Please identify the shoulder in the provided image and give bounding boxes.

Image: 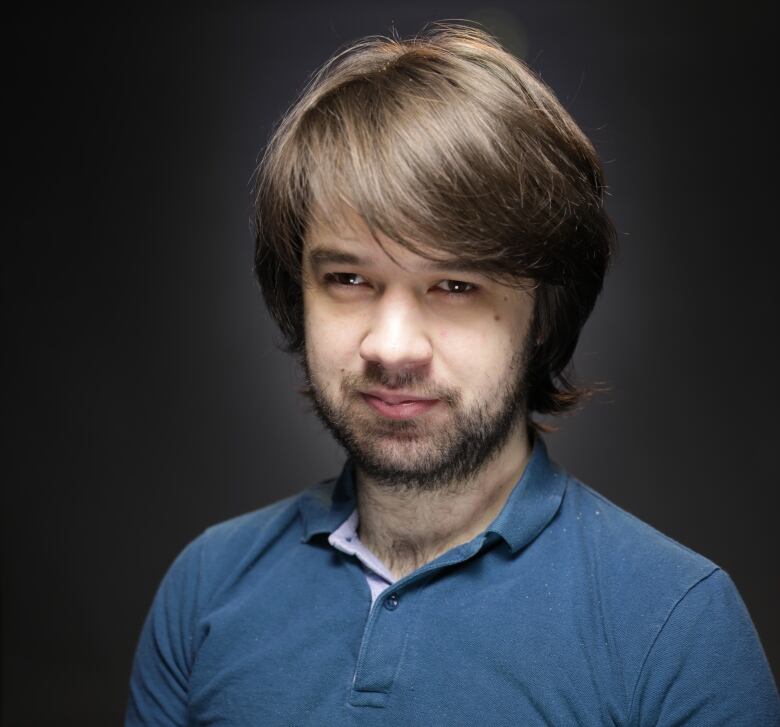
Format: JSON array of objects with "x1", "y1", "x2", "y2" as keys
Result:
[
  {"x1": 199, "y1": 491, "x2": 304, "y2": 557},
  {"x1": 169, "y1": 476, "x2": 339, "y2": 607},
  {"x1": 545, "y1": 475, "x2": 720, "y2": 669},
  {"x1": 547, "y1": 476, "x2": 780, "y2": 720},
  {"x1": 558, "y1": 475, "x2": 719, "y2": 592}
]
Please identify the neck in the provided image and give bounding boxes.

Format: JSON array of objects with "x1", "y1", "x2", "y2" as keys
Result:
[{"x1": 355, "y1": 422, "x2": 532, "y2": 580}]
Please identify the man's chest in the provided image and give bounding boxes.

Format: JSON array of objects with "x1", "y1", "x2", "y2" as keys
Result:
[{"x1": 185, "y1": 545, "x2": 627, "y2": 726}]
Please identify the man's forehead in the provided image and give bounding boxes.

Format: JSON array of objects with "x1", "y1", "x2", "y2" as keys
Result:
[
  {"x1": 304, "y1": 213, "x2": 471, "y2": 272},
  {"x1": 305, "y1": 243, "x2": 479, "y2": 275},
  {"x1": 302, "y1": 207, "x2": 533, "y2": 288}
]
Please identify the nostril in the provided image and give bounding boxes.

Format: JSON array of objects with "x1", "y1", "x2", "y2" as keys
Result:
[{"x1": 358, "y1": 329, "x2": 434, "y2": 370}]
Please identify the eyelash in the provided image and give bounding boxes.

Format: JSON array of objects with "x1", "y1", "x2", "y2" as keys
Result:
[
  {"x1": 323, "y1": 273, "x2": 478, "y2": 297},
  {"x1": 436, "y1": 280, "x2": 477, "y2": 296}
]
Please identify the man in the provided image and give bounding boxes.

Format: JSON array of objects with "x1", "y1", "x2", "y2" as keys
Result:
[{"x1": 127, "y1": 24, "x2": 779, "y2": 725}]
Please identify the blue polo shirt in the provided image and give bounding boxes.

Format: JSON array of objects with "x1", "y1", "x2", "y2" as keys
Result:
[{"x1": 126, "y1": 438, "x2": 779, "y2": 725}]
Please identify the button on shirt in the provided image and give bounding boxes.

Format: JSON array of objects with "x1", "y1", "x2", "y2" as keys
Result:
[{"x1": 127, "y1": 438, "x2": 780, "y2": 726}]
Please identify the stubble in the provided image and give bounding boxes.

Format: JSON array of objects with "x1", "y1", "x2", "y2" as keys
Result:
[{"x1": 302, "y1": 350, "x2": 529, "y2": 492}]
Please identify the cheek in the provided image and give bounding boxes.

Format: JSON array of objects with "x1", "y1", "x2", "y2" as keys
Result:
[
  {"x1": 437, "y1": 327, "x2": 506, "y2": 377},
  {"x1": 304, "y1": 305, "x2": 360, "y2": 370},
  {"x1": 434, "y1": 311, "x2": 525, "y2": 389}
]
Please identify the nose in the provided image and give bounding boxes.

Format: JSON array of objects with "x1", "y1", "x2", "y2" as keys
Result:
[{"x1": 359, "y1": 291, "x2": 433, "y2": 373}]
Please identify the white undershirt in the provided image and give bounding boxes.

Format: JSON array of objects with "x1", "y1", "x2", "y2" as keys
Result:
[{"x1": 328, "y1": 509, "x2": 397, "y2": 604}]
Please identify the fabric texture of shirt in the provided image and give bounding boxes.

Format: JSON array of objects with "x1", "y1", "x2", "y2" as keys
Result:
[{"x1": 127, "y1": 437, "x2": 780, "y2": 726}]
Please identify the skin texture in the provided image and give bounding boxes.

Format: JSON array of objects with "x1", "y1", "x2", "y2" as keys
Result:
[{"x1": 302, "y1": 210, "x2": 536, "y2": 578}]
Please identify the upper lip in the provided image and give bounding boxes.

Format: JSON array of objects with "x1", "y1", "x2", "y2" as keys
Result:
[{"x1": 361, "y1": 389, "x2": 439, "y2": 404}]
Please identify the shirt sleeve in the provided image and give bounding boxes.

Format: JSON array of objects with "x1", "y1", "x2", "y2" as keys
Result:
[
  {"x1": 125, "y1": 536, "x2": 205, "y2": 727},
  {"x1": 629, "y1": 568, "x2": 780, "y2": 726}
]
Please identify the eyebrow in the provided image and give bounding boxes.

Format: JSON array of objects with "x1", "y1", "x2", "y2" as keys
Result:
[
  {"x1": 305, "y1": 245, "x2": 477, "y2": 273},
  {"x1": 307, "y1": 248, "x2": 365, "y2": 268}
]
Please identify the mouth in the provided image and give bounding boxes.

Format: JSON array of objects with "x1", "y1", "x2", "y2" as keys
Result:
[{"x1": 360, "y1": 390, "x2": 441, "y2": 420}]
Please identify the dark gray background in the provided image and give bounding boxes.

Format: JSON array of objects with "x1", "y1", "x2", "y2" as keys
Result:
[{"x1": 4, "y1": 3, "x2": 778, "y2": 725}]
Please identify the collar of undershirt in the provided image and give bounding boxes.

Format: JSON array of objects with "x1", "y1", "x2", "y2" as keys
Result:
[{"x1": 327, "y1": 508, "x2": 396, "y2": 584}]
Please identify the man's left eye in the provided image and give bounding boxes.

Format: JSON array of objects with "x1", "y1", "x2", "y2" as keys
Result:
[
  {"x1": 435, "y1": 280, "x2": 476, "y2": 295},
  {"x1": 326, "y1": 272, "x2": 367, "y2": 286}
]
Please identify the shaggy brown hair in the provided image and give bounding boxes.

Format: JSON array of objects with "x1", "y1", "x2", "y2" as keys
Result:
[{"x1": 253, "y1": 23, "x2": 615, "y2": 418}]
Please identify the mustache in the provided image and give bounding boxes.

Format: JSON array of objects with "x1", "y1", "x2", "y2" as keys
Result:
[
  {"x1": 343, "y1": 364, "x2": 460, "y2": 405},
  {"x1": 299, "y1": 354, "x2": 460, "y2": 405}
]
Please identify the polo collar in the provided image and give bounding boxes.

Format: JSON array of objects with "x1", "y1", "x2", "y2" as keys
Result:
[
  {"x1": 298, "y1": 463, "x2": 358, "y2": 543},
  {"x1": 298, "y1": 435, "x2": 566, "y2": 553},
  {"x1": 484, "y1": 435, "x2": 567, "y2": 552}
]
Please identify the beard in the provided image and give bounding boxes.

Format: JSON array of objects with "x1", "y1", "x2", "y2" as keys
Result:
[{"x1": 302, "y1": 349, "x2": 529, "y2": 492}]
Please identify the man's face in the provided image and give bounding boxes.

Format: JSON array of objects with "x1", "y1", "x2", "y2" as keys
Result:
[{"x1": 301, "y1": 211, "x2": 535, "y2": 490}]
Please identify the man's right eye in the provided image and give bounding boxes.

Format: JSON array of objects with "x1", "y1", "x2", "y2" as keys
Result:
[{"x1": 324, "y1": 272, "x2": 367, "y2": 287}]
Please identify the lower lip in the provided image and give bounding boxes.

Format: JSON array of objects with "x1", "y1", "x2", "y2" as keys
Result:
[{"x1": 361, "y1": 394, "x2": 440, "y2": 420}]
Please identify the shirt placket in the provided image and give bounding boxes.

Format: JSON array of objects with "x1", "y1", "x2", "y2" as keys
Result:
[{"x1": 347, "y1": 538, "x2": 488, "y2": 709}]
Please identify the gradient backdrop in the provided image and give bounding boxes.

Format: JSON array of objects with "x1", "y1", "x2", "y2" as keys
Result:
[{"x1": 4, "y1": 3, "x2": 778, "y2": 725}]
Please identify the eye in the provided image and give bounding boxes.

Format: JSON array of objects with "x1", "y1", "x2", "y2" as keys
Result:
[
  {"x1": 324, "y1": 272, "x2": 368, "y2": 287},
  {"x1": 434, "y1": 279, "x2": 477, "y2": 295}
]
